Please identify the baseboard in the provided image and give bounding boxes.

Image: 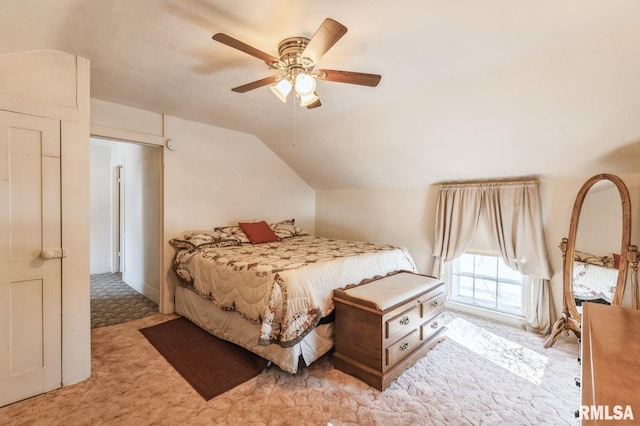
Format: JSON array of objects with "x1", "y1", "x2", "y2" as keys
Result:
[
  {"x1": 445, "y1": 300, "x2": 526, "y2": 328},
  {"x1": 121, "y1": 278, "x2": 159, "y2": 305},
  {"x1": 142, "y1": 282, "x2": 159, "y2": 305}
]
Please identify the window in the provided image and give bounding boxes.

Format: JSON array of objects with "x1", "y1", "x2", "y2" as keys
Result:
[{"x1": 449, "y1": 253, "x2": 525, "y2": 316}]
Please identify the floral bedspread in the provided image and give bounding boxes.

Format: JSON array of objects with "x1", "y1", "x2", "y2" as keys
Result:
[{"x1": 172, "y1": 235, "x2": 417, "y2": 347}]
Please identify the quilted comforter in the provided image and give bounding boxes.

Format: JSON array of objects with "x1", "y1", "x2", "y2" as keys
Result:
[
  {"x1": 172, "y1": 235, "x2": 417, "y2": 347},
  {"x1": 572, "y1": 260, "x2": 618, "y2": 303}
]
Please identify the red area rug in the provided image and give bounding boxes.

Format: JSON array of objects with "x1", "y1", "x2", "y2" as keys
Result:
[{"x1": 140, "y1": 317, "x2": 268, "y2": 400}]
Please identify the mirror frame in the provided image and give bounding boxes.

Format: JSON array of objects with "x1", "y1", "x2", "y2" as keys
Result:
[{"x1": 564, "y1": 173, "x2": 631, "y2": 321}]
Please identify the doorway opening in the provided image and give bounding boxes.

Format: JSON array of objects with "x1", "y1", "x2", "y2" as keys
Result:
[{"x1": 89, "y1": 137, "x2": 161, "y2": 328}]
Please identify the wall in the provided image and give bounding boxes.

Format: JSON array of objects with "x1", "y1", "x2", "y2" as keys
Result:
[
  {"x1": 90, "y1": 99, "x2": 316, "y2": 314},
  {"x1": 111, "y1": 141, "x2": 162, "y2": 303},
  {"x1": 315, "y1": 187, "x2": 436, "y2": 273},
  {"x1": 89, "y1": 142, "x2": 112, "y2": 274},
  {"x1": 316, "y1": 173, "x2": 640, "y2": 321}
]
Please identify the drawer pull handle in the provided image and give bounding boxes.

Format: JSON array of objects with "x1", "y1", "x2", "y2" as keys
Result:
[
  {"x1": 431, "y1": 300, "x2": 439, "y2": 308},
  {"x1": 430, "y1": 321, "x2": 439, "y2": 329},
  {"x1": 400, "y1": 341, "x2": 410, "y2": 352},
  {"x1": 399, "y1": 316, "x2": 410, "y2": 326}
]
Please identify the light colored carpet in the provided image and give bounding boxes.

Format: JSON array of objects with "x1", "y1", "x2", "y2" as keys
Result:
[{"x1": 0, "y1": 311, "x2": 580, "y2": 425}]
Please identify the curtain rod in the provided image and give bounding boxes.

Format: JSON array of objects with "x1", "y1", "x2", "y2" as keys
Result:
[{"x1": 438, "y1": 179, "x2": 539, "y2": 189}]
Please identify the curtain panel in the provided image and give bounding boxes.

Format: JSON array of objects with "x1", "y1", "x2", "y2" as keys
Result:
[{"x1": 432, "y1": 180, "x2": 554, "y2": 334}]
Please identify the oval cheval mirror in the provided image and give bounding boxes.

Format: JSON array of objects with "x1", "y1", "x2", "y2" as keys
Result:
[{"x1": 545, "y1": 174, "x2": 634, "y2": 348}]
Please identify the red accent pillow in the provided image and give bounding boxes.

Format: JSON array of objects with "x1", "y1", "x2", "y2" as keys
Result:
[
  {"x1": 613, "y1": 253, "x2": 621, "y2": 269},
  {"x1": 239, "y1": 221, "x2": 280, "y2": 244}
]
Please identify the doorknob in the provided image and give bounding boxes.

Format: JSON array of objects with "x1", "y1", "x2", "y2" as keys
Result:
[{"x1": 40, "y1": 249, "x2": 68, "y2": 259}]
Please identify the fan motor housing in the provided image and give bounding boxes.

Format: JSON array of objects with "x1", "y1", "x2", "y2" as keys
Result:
[{"x1": 277, "y1": 37, "x2": 312, "y2": 72}]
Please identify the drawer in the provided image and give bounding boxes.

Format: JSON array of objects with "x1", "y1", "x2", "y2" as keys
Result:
[
  {"x1": 386, "y1": 329, "x2": 421, "y2": 367},
  {"x1": 385, "y1": 305, "x2": 421, "y2": 340},
  {"x1": 421, "y1": 292, "x2": 446, "y2": 318},
  {"x1": 420, "y1": 312, "x2": 445, "y2": 341}
]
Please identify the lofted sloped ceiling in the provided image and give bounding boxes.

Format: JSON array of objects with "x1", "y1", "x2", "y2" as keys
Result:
[{"x1": 2, "y1": 1, "x2": 640, "y2": 190}]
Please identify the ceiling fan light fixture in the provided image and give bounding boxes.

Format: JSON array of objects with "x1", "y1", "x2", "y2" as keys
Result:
[
  {"x1": 270, "y1": 78, "x2": 292, "y2": 102},
  {"x1": 214, "y1": 19, "x2": 381, "y2": 110},
  {"x1": 294, "y1": 73, "x2": 316, "y2": 96},
  {"x1": 299, "y1": 91, "x2": 319, "y2": 107}
]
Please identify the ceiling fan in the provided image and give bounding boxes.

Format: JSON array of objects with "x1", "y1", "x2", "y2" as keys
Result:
[{"x1": 212, "y1": 18, "x2": 381, "y2": 109}]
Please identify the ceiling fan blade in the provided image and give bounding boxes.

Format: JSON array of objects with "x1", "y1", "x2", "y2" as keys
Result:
[
  {"x1": 316, "y1": 69, "x2": 382, "y2": 87},
  {"x1": 213, "y1": 33, "x2": 282, "y2": 68},
  {"x1": 301, "y1": 18, "x2": 348, "y2": 66},
  {"x1": 231, "y1": 76, "x2": 279, "y2": 93}
]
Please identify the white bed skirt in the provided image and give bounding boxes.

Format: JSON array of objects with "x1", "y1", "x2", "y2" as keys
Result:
[{"x1": 174, "y1": 285, "x2": 334, "y2": 374}]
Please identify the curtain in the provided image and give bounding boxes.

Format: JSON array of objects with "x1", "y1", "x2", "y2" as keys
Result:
[
  {"x1": 482, "y1": 182, "x2": 553, "y2": 334},
  {"x1": 432, "y1": 180, "x2": 554, "y2": 334},
  {"x1": 432, "y1": 185, "x2": 483, "y2": 277}
]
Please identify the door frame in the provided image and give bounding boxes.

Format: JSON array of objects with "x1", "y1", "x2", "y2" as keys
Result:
[
  {"x1": 89, "y1": 128, "x2": 165, "y2": 312},
  {"x1": 113, "y1": 164, "x2": 124, "y2": 275}
]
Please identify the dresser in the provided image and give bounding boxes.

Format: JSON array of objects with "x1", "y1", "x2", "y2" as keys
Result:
[
  {"x1": 580, "y1": 303, "x2": 640, "y2": 424},
  {"x1": 333, "y1": 272, "x2": 446, "y2": 390}
]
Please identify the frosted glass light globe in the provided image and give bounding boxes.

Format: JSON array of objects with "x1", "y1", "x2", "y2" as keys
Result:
[
  {"x1": 270, "y1": 78, "x2": 292, "y2": 102},
  {"x1": 295, "y1": 73, "x2": 316, "y2": 96}
]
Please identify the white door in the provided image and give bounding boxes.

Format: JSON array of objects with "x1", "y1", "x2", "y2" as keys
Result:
[{"x1": 0, "y1": 110, "x2": 62, "y2": 406}]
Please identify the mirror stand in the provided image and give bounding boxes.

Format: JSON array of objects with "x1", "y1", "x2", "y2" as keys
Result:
[
  {"x1": 544, "y1": 238, "x2": 581, "y2": 348},
  {"x1": 628, "y1": 245, "x2": 639, "y2": 310},
  {"x1": 545, "y1": 242, "x2": 640, "y2": 349},
  {"x1": 545, "y1": 174, "x2": 633, "y2": 349}
]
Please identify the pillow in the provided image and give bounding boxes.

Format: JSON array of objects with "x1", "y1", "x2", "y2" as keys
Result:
[
  {"x1": 239, "y1": 221, "x2": 280, "y2": 244},
  {"x1": 215, "y1": 239, "x2": 243, "y2": 248},
  {"x1": 294, "y1": 226, "x2": 309, "y2": 237},
  {"x1": 169, "y1": 231, "x2": 241, "y2": 251},
  {"x1": 574, "y1": 250, "x2": 611, "y2": 267},
  {"x1": 168, "y1": 232, "x2": 219, "y2": 251},
  {"x1": 612, "y1": 253, "x2": 621, "y2": 269},
  {"x1": 270, "y1": 219, "x2": 297, "y2": 240},
  {"x1": 184, "y1": 231, "x2": 221, "y2": 247},
  {"x1": 213, "y1": 225, "x2": 251, "y2": 244},
  {"x1": 169, "y1": 239, "x2": 195, "y2": 251}
]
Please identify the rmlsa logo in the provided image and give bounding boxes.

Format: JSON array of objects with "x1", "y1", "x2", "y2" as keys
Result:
[{"x1": 579, "y1": 405, "x2": 634, "y2": 421}]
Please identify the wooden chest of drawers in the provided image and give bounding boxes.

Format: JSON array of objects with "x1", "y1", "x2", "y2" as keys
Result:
[
  {"x1": 580, "y1": 303, "x2": 640, "y2": 425},
  {"x1": 333, "y1": 271, "x2": 446, "y2": 391}
]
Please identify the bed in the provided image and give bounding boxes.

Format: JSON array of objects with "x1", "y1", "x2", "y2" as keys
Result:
[
  {"x1": 169, "y1": 219, "x2": 417, "y2": 373},
  {"x1": 572, "y1": 250, "x2": 619, "y2": 305}
]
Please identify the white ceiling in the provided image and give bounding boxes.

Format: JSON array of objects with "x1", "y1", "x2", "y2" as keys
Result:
[{"x1": 2, "y1": 0, "x2": 640, "y2": 190}]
